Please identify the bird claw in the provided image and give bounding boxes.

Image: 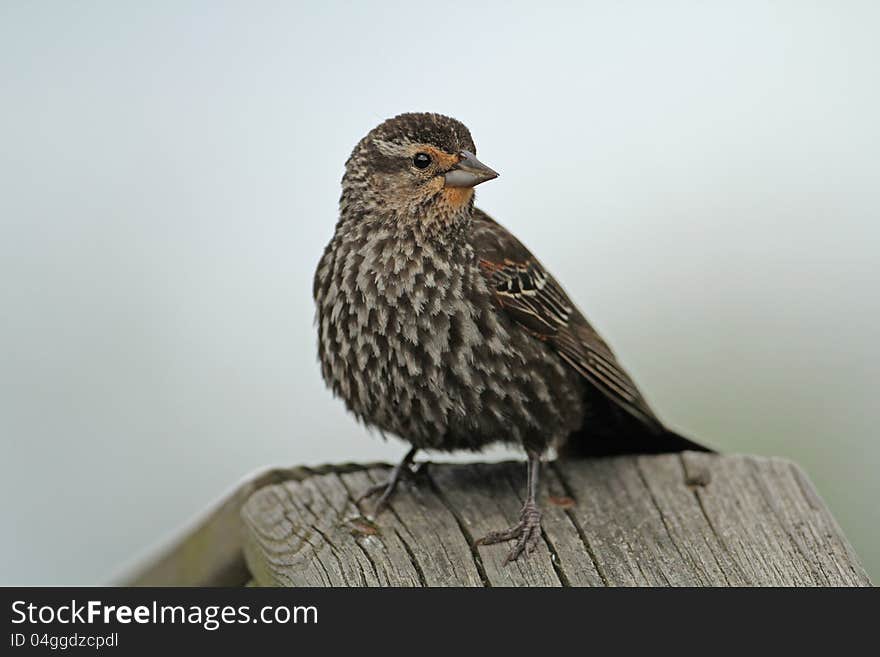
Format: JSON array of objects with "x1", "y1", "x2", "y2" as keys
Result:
[
  {"x1": 476, "y1": 502, "x2": 543, "y2": 565},
  {"x1": 356, "y1": 458, "x2": 422, "y2": 517},
  {"x1": 356, "y1": 480, "x2": 391, "y2": 503},
  {"x1": 356, "y1": 478, "x2": 400, "y2": 518}
]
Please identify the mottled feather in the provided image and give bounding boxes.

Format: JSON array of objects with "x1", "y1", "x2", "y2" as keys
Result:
[{"x1": 470, "y1": 209, "x2": 663, "y2": 431}]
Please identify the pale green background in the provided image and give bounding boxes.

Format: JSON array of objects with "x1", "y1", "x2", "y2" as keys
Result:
[{"x1": 2, "y1": 1, "x2": 878, "y2": 584}]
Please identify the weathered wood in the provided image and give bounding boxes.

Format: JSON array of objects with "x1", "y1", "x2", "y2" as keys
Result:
[
  {"x1": 126, "y1": 453, "x2": 871, "y2": 587},
  {"x1": 123, "y1": 464, "x2": 373, "y2": 586},
  {"x1": 241, "y1": 454, "x2": 870, "y2": 587}
]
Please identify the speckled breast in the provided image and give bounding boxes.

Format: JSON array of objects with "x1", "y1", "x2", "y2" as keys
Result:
[{"x1": 314, "y1": 220, "x2": 585, "y2": 453}]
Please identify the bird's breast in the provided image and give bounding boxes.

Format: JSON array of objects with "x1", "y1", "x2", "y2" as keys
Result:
[{"x1": 314, "y1": 221, "x2": 584, "y2": 449}]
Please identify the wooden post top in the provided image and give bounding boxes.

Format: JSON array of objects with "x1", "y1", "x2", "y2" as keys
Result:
[{"x1": 125, "y1": 452, "x2": 871, "y2": 587}]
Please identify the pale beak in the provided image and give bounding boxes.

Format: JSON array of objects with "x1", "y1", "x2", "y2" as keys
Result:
[{"x1": 444, "y1": 150, "x2": 499, "y2": 188}]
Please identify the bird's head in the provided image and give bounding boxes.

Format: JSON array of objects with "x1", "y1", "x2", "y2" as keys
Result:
[{"x1": 342, "y1": 113, "x2": 498, "y2": 225}]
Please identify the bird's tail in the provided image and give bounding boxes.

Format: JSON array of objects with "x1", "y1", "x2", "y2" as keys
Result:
[
  {"x1": 558, "y1": 393, "x2": 715, "y2": 458},
  {"x1": 559, "y1": 425, "x2": 714, "y2": 458},
  {"x1": 657, "y1": 429, "x2": 714, "y2": 453}
]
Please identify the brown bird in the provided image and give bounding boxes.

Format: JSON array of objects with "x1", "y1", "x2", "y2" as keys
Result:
[{"x1": 314, "y1": 112, "x2": 711, "y2": 563}]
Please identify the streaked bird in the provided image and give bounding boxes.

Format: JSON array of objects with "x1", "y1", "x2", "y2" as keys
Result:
[{"x1": 314, "y1": 112, "x2": 712, "y2": 563}]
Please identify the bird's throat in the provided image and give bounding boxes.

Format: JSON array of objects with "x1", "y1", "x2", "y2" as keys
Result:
[
  {"x1": 417, "y1": 186, "x2": 474, "y2": 232},
  {"x1": 440, "y1": 186, "x2": 474, "y2": 210}
]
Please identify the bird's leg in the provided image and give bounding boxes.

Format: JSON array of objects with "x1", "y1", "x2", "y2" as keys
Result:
[
  {"x1": 476, "y1": 451, "x2": 543, "y2": 564},
  {"x1": 356, "y1": 446, "x2": 418, "y2": 517}
]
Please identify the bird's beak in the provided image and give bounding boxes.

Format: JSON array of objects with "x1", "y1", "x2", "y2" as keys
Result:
[{"x1": 444, "y1": 150, "x2": 499, "y2": 188}]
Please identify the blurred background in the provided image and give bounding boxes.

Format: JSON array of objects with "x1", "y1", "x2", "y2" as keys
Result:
[{"x1": 2, "y1": 1, "x2": 878, "y2": 585}]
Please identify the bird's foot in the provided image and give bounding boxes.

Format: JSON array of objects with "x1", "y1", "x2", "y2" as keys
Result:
[
  {"x1": 476, "y1": 501, "x2": 543, "y2": 565},
  {"x1": 356, "y1": 461, "x2": 420, "y2": 517}
]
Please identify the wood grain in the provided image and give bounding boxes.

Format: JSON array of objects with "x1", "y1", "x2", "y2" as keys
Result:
[{"x1": 237, "y1": 453, "x2": 870, "y2": 587}]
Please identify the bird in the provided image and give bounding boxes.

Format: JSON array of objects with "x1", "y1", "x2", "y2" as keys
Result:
[{"x1": 313, "y1": 112, "x2": 712, "y2": 564}]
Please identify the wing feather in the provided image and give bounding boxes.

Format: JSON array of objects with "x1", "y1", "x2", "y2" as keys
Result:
[{"x1": 471, "y1": 209, "x2": 662, "y2": 430}]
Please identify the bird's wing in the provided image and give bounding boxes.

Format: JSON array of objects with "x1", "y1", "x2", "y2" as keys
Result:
[{"x1": 470, "y1": 209, "x2": 662, "y2": 430}]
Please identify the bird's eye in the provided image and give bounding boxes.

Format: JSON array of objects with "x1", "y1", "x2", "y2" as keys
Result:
[{"x1": 413, "y1": 152, "x2": 432, "y2": 169}]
